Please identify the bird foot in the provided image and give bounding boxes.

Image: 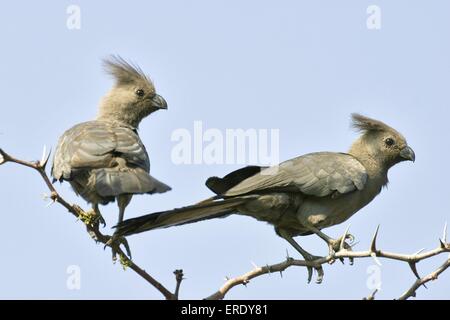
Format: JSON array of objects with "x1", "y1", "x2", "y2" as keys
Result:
[
  {"x1": 302, "y1": 252, "x2": 324, "y2": 284},
  {"x1": 327, "y1": 233, "x2": 355, "y2": 264},
  {"x1": 79, "y1": 209, "x2": 106, "y2": 228},
  {"x1": 105, "y1": 234, "x2": 132, "y2": 264}
]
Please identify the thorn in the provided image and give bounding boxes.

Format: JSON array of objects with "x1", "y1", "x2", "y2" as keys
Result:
[
  {"x1": 42, "y1": 192, "x2": 56, "y2": 207},
  {"x1": 364, "y1": 288, "x2": 378, "y2": 300},
  {"x1": 408, "y1": 261, "x2": 421, "y2": 279},
  {"x1": 350, "y1": 240, "x2": 360, "y2": 249},
  {"x1": 370, "y1": 252, "x2": 382, "y2": 266},
  {"x1": 441, "y1": 222, "x2": 448, "y2": 244},
  {"x1": 251, "y1": 261, "x2": 258, "y2": 269},
  {"x1": 266, "y1": 264, "x2": 272, "y2": 275},
  {"x1": 413, "y1": 248, "x2": 425, "y2": 255},
  {"x1": 370, "y1": 225, "x2": 380, "y2": 253},
  {"x1": 340, "y1": 224, "x2": 351, "y2": 250},
  {"x1": 0, "y1": 148, "x2": 8, "y2": 164},
  {"x1": 224, "y1": 276, "x2": 230, "y2": 281},
  {"x1": 439, "y1": 238, "x2": 446, "y2": 249},
  {"x1": 40, "y1": 145, "x2": 47, "y2": 165},
  {"x1": 285, "y1": 249, "x2": 291, "y2": 260},
  {"x1": 45, "y1": 199, "x2": 55, "y2": 207},
  {"x1": 279, "y1": 271, "x2": 283, "y2": 278},
  {"x1": 39, "y1": 145, "x2": 52, "y2": 168}
]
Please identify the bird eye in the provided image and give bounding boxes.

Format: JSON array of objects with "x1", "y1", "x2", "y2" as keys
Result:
[
  {"x1": 135, "y1": 89, "x2": 145, "y2": 97},
  {"x1": 385, "y1": 138, "x2": 395, "y2": 146}
]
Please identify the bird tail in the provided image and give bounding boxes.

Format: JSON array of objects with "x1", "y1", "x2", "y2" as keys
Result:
[
  {"x1": 95, "y1": 168, "x2": 171, "y2": 197},
  {"x1": 114, "y1": 196, "x2": 253, "y2": 237}
]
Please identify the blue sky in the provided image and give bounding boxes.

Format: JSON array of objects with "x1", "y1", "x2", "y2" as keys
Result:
[{"x1": 0, "y1": 0, "x2": 449, "y2": 299}]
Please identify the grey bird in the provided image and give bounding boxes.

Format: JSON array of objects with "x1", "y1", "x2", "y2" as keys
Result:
[
  {"x1": 51, "y1": 56, "x2": 171, "y2": 231},
  {"x1": 115, "y1": 114, "x2": 415, "y2": 282}
]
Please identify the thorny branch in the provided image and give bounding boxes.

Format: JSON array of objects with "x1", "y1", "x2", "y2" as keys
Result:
[
  {"x1": 205, "y1": 225, "x2": 450, "y2": 300},
  {"x1": 1, "y1": 147, "x2": 449, "y2": 300},
  {"x1": 0, "y1": 147, "x2": 182, "y2": 300}
]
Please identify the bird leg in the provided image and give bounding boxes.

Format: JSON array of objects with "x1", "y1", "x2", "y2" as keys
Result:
[
  {"x1": 92, "y1": 204, "x2": 106, "y2": 227},
  {"x1": 106, "y1": 195, "x2": 133, "y2": 261},
  {"x1": 305, "y1": 224, "x2": 354, "y2": 256},
  {"x1": 277, "y1": 229, "x2": 324, "y2": 284}
]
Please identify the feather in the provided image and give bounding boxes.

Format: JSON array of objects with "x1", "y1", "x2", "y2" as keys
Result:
[
  {"x1": 103, "y1": 55, "x2": 152, "y2": 86},
  {"x1": 351, "y1": 113, "x2": 395, "y2": 133}
]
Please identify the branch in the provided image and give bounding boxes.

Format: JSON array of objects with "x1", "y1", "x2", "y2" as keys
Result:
[
  {"x1": 0, "y1": 148, "x2": 179, "y2": 300},
  {"x1": 205, "y1": 225, "x2": 450, "y2": 300},
  {"x1": 398, "y1": 254, "x2": 450, "y2": 300}
]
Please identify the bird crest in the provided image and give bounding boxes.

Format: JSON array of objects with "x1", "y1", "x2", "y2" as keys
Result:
[
  {"x1": 351, "y1": 113, "x2": 396, "y2": 133},
  {"x1": 103, "y1": 55, "x2": 152, "y2": 86}
]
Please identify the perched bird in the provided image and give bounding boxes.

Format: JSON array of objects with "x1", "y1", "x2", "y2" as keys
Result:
[
  {"x1": 115, "y1": 114, "x2": 414, "y2": 281},
  {"x1": 51, "y1": 56, "x2": 171, "y2": 231}
]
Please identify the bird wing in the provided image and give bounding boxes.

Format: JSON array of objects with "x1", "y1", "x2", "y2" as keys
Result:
[
  {"x1": 51, "y1": 121, "x2": 150, "y2": 180},
  {"x1": 223, "y1": 152, "x2": 368, "y2": 198}
]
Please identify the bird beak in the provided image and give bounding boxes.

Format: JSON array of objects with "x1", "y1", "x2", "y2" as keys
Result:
[
  {"x1": 400, "y1": 146, "x2": 415, "y2": 162},
  {"x1": 151, "y1": 94, "x2": 168, "y2": 110}
]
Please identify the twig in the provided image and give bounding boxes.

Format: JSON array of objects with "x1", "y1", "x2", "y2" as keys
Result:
[
  {"x1": 398, "y1": 256, "x2": 450, "y2": 300},
  {"x1": 363, "y1": 289, "x2": 378, "y2": 300},
  {"x1": 173, "y1": 269, "x2": 184, "y2": 300},
  {"x1": 0, "y1": 148, "x2": 177, "y2": 300}
]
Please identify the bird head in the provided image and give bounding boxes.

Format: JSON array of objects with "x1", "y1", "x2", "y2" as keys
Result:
[
  {"x1": 97, "y1": 56, "x2": 167, "y2": 128},
  {"x1": 349, "y1": 114, "x2": 415, "y2": 170}
]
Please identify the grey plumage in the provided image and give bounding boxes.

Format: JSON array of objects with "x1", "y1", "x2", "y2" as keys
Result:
[
  {"x1": 52, "y1": 56, "x2": 170, "y2": 226},
  {"x1": 115, "y1": 114, "x2": 415, "y2": 282}
]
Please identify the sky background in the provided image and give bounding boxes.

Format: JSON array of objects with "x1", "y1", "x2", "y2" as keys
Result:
[{"x1": 0, "y1": 0, "x2": 449, "y2": 299}]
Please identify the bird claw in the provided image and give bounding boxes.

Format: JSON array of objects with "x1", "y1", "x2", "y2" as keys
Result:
[
  {"x1": 328, "y1": 232, "x2": 355, "y2": 255},
  {"x1": 105, "y1": 234, "x2": 132, "y2": 263},
  {"x1": 97, "y1": 215, "x2": 106, "y2": 228},
  {"x1": 79, "y1": 209, "x2": 106, "y2": 228},
  {"x1": 315, "y1": 265, "x2": 325, "y2": 284},
  {"x1": 302, "y1": 253, "x2": 324, "y2": 284},
  {"x1": 326, "y1": 232, "x2": 355, "y2": 266}
]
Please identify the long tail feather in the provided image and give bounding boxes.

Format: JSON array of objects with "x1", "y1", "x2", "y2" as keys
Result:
[{"x1": 115, "y1": 196, "x2": 254, "y2": 237}]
